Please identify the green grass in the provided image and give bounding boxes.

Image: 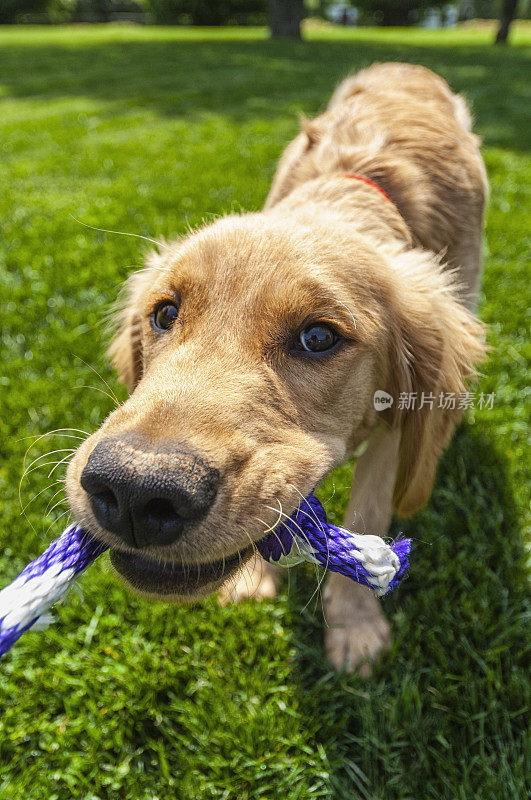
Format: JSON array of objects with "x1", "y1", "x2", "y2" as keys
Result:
[{"x1": 0, "y1": 23, "x2": 529, "y2": 800}]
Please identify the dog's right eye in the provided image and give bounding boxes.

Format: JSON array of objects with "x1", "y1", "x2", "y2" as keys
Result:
[
  {"x1": 298, "y1": 323, "x2": 339, "y2": 353},
  {"x1": 152, "y1": 301, "x2": 179, "y2": 332}
]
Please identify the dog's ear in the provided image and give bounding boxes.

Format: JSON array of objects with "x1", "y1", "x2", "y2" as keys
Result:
[
  {"x1": 108, "y1": 309, "x2": 143, "y2": 393},
  {"x1": 264, "y1": 125, "x2": 315, "y2": 208},
  {"x1": 384, "y1": 252, "x2": 486, "y2": 516},
  {"x1": 107, "y1": 265, "x2": 156, "y2": 393}
]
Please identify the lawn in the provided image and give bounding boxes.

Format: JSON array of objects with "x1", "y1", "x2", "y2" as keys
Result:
[{"x1": 0, "y1": 22, "x2": 529, "y2": 800}]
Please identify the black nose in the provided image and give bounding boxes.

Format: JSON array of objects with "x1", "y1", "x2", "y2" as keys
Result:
[{"x1": 80, "y1": 434, "x2": 218, "y2": 549}]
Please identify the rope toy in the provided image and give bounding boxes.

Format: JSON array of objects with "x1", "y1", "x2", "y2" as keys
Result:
[{"x1": 0, "y1": 492, "x2": 410, "y2": 659}]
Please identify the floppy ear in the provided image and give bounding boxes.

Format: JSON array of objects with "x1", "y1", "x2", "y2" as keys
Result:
[
  {"x1": 384, "y1": 252, "x2": 486, "y2": 516},
  {"x1": 264, "y1": 125, "x2": 315, "y2": 209},
  {"x1": 107, "y1": 264, "x2": 157, "y2": 393},
  {"x1": 108, "y1": 308, "x2": 143, "y2": 393}
]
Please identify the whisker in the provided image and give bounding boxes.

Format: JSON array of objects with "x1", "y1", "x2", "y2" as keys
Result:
[
  {"x1": 263, "y1": 501, "x2": 318, "y2": 565},
  {"x1": 270, "y1": 497, "x2": 321, "y2": 607},
  {"x1": 17, "y1": 459, "x2": 68, "y2": 538},
  {"x1": 270, "y1": 498, "x2": 293, "y2": 600},
  {"x1": 240, "y1": 526, "x2": 259, "y2": 561},
  {"x1": 20, "y1": 460, "x2": 72, "y2": 488},
  {"x1": 70, "y1": 215, "x2": 169, "y2": 251},
  {"x1": 20, "y1": 450, "x2": 76, "y2": 498},
  {"x1": 288, "y1": 484, "x2": 327, "y2": 533},
  {"x1": 248, "y1": 549, "x2": 268, "y2": 601},
  {"x1": 230, "y1": 525, "x2": 263, "y2": 600},
  {"x1": 294, "y1": 505, "x2": 330, "y2": 604},
  {"x1": 257, "y1": 500, "x2": 321, "y2": 600},
  {"x1": 73, "y1": 355, "x2": 120, "y2": 406},
  {"x1": 240, "y1": 526, "x2": 260, "y2": 565},
  {"x1": 20, "y1": 453, "x2": 75, "y2": 488},
  {"x1": 233, "y1": 548, "x2": 248, "y2": 595},
  {"x1": 19, "y1": 433, "x2": 82, "y2": 505},
  {"x1": 288, "y1": 484, "x2": 331, "y2": 549},
  {"x1": 45, "y1": 495, "x2": 68, "y2": 519},
  {"x1": 73, "y1": 385, "x2": 119, "y2": 406},
  {"x1": 251, "y1": 505, "x2": 294, "y2": 596},
  {"x1": 17, "y1": 431, "x2": 87, "y2": 445},
  {"x1": 20, "y1": 480, "x2": 64, "y2": 515},
  {"x1": 19, "y1": 456, "x2": 74, "y2": 517},
  {"x1": 44, "y1": 485, "x2": 67, "y2": 517},
  {"x1": 285, "y1": 485, "x2": 330, "y2": 614},
  {"x1": 47, "y1": 451, "x2": 75, "y2": 478},
  {"x1": 349, "y1": 508, "x2": 367, "y2": 535},
  {"x1": 321, "y1": 482, "x2": 337, "y2": 507},
  {"x1": 23, "y1": 447, "x2": 76, "y2": 474},
  {"x1": 43, "y1": 507, "x2": 71, "y2": 538},
  {"x1": 226, "y1": 566, "x2": 242, "y2": 600},
  {"x1": 336, "y1": 298, "x2": 357, "y2": 329},
  {"x1": 257, "y1": 503, "x2": 284, "y2": 535},
  {"x1": 252, "y1": 512, "x2": 289, "y2": 558},
  {"x1": 126, "y1": 264, "x2": 171, "y2": 276},
  {"x1": 17, "y1": 467, "x2": 68, "y2": 540},
  {"x1": 253, "y1": 506, "x2": 294, "y2": 600}
]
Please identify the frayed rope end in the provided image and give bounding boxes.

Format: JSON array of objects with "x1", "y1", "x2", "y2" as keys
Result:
[{"x1": 384, "y1": 536, "x2": 412, "y2": 595}]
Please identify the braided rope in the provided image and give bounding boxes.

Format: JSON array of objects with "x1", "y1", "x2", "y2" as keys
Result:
[
  {"x1": 0, "y1": 494, "x2": 410, "y2": 658},
  {"x1": 0, "y1": 526, "x2": 106, "y2": 658},
  {"x1": 256, "y1": 492, "x2": 410, "y2": 595}
]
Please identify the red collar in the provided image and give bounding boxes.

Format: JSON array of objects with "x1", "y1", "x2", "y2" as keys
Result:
[{"x1": 343, "y1": 173, "x2": 395, "y2": 208}]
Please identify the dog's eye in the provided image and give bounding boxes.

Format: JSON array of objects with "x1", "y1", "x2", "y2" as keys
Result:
[
  {"x1": 299, "y1": 323, "x2": 338, "y2": 353},
  {"x1": 152, "y1": 301, "x2": 179, "y2": 331}
]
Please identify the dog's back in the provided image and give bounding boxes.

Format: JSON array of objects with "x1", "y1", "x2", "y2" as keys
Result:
[{"x1": 266, "y1": 63, "x2": 488, "y2": 304}]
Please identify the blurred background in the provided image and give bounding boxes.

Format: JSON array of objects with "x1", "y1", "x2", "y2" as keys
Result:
[{"x1": 1, "y1": 0, "x2": 530, "y2": 44}]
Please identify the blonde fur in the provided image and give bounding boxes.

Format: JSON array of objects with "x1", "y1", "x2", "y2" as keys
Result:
[{"x1": 66, "y1": 63, "x2": 488, "y2": 672}]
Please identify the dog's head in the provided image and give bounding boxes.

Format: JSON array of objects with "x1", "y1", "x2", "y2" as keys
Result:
[{"x1": 66, "y1": 213, "x2": 484, "y2": 600}]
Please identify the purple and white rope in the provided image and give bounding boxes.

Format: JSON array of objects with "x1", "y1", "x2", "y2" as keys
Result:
[
  {"x1": 257, "y1": 492, "x2": 410, "y2": 595},
  {"x1": 0, "y1": 528, "x2": 106, "y2": 658},
  {"x1": 0, "y1": 493, "x2": 410, "y2": 658}
]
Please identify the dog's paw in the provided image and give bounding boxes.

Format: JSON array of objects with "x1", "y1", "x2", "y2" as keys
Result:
[
  {"x1": 323, "y1": 573, "x2": 391, "y2": 676},
  {"x1": 218, "y1": 556, "x2": 280, "y2": 605},
  {"x1": 324, "y1": 617, "x2": 391, "y2": 676}
]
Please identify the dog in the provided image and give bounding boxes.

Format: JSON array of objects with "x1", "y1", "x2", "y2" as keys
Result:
[{"x1": 66, "y1": 63, "x2": 487, "y2": 674}]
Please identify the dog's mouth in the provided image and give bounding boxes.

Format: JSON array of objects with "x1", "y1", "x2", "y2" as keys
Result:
[{"x1": 110, "y1": 545, "x2": 254, "y2": 596}]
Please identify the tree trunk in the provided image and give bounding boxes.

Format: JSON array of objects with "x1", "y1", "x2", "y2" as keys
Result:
[
  {"x1": 495, "y1": 0, "x2": 518, "y2": 44},
  {"x1": 93, "y1": 0, "x2": 112, "y2": 23},
  {"x1": 380, "y1": 7, "x2": 411, "y2": 26},
  {"x1": 269, "y1": 0, "x2": 304, "y2": 39}
]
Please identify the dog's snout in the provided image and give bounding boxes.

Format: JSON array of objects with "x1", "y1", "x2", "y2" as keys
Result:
[{"x1": 80, "y1": 435, "x2": 218, "y2": 549}]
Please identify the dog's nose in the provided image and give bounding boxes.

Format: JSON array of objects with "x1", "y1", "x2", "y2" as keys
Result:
[{"x1": 80, "y1": 435, "x2": 218, "y2": 548}]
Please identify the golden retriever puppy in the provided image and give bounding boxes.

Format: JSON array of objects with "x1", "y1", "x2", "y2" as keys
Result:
[{"x1": 66, "y1": 63, "x2": 487, "y2": 673}]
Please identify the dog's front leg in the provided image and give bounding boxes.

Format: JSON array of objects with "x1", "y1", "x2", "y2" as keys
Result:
[
  {"x1": 324, "y1": 426, "x2": 401, "y2": 675},
  {"x1": 219, "y1": 555, "x2": 282, "y2": 604}
]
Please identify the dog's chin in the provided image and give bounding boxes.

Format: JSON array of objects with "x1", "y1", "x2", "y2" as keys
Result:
[{"x1": 110, "y1": 546, "x2": 253, "y2": 602}]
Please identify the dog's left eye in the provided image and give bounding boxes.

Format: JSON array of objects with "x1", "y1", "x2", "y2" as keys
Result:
[
  {"x1": 299, "y1": 323, "x2": 338, "y2": 353},
  {"x1": 152, "y1": 301, "x2": 179, "y2": 331}
]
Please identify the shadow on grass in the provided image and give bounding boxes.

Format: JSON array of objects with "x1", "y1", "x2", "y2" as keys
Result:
[
  {"x1": 0, "y1": 36, "x2": 530, "y2": 153},
  {"x1": 285, "y1": 423, "x2": 528, "y2": 797}
]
